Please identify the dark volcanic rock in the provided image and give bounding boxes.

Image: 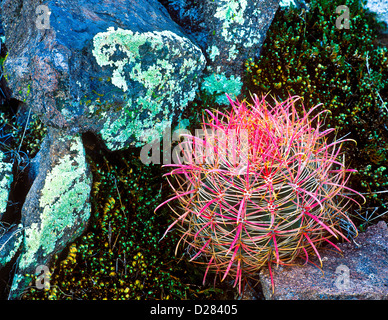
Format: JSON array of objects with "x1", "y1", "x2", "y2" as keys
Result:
[
  {"x1": 8, "y1": 128, "x2": 92, "y2": 299},
  {"x1": 2, "y1": 0, "x2": 206, "y2": 150},
  {"x1": 260, "y1": 221, "x2": 388, "y2": 300}
]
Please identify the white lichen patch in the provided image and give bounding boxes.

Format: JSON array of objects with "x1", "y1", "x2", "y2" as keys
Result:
[
  {"x1": 228, "y1": 44, "x2": 239, "y2": 61},
  {"x1": 0, "y1": 151, "x2": 13, "y2": 217},
  {"x1": 207, "y1": 0, "x2": 267, "y2": 100},
  {"x1": 208, "y1": 45, "x2": 220, "y2": 62},
  {"x1": 19, "y1": 135, "x2": 91, "y2": 270},
  {"x1": 212, "y1": 0, "x2": 265, "y2": 57},
  {"x1": 92, "y1": 27, "x2": 205, "y2": 150}
]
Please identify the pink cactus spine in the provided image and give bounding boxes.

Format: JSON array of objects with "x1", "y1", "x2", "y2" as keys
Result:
[{"x1": 156, "y1": 94, "x2": 364, "y2": 293}]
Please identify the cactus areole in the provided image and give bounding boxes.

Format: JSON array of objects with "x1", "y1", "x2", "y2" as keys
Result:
[{"x1": 156, "y1": 94, "x2": 364, "y2": 293}]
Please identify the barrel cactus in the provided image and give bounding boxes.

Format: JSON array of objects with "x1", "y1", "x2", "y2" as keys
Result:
[{"x1": 156, "y1": 95, "x2": 364, "y2": 293}]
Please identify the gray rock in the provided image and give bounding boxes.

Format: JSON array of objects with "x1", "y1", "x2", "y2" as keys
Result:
[
  {"x1": 278, "y1": 0, "x2": 308, "y2": 10},
  {"x1": 2, "y1": 0, "x2": 206, "y2": 150},
  {"x1": 161, "y1": 0, "x2": 280, "y2": 104},
  {"x1": 8, "y1": 129, "x2": 92, "y2": 299},
  {"x1": 259, "y1": 221, "x2": 388, "y2": 300}
]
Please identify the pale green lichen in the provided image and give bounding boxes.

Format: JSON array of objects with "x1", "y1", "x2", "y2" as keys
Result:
[
  {"x1": 92, "y1": 27, "x2": 205, "y2": 150},
  {"x1": 18, "y1": 135, "x2": 91, "y2": 270},
  {"x1": 0, "y1": 151, "x2": 13, "y2": 217},
  {"x1": 214, "y1": 0, "x2": 248, "y2": 44},
  {"x1": 215, "y1": 0, "x2": 247, "y2": 36},
  {"x1": 228, "y1": 44, "x2": 239, "y2": 61},
  {"x1": 201, "y1": 72, "x2": 243, "y2": 105},
  {"x1": 208, "y1": 45, "x2": 220, "y2": 62},
  {"x1": 213, "y1": 0, "x2": 263, "y2": 49}
]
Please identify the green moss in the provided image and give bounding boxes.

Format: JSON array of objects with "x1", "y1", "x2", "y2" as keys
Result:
[{"x1": 0, "y1": 110, "x2": 47, "y2": 159}]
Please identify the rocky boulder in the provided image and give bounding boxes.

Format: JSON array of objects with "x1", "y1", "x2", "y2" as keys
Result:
[
  {"x1": 8, "y1": 129, "x2": 92, "y2": 299},
  {"x1": 0, "y1": 0, "x2": 206, "y2": 299},
  {"x1": 2, "y1": 0, "x2": 206, "y2": 150},
  {"x1": 260, "y1": 221, "x2": 388, "y2": 300},
  {"x1": 161, "y1": 0, "x2": 280, "y2": 104}
]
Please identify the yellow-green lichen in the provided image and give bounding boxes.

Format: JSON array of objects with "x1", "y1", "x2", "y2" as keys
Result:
[
  {"x1": 92, "y1": 27, "x2": 205, "y2": 150},
  {"x1": 215, "y1": 0, "x2": 247, "y2": 41},
  {"x1": 201, "y1": 72, "x2": 243, "y2": 105},
  {"x1": 213, "y1": 0, "x2": 263, "y2": 49}
]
